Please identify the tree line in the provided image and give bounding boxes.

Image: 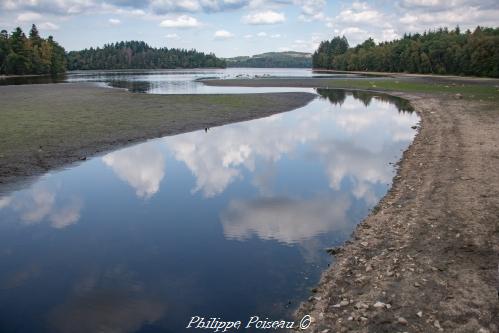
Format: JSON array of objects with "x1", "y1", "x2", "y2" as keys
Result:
[
  {"x1": 1, "y1": 25, "x2": 226, "y2": 75},
  {"x1": 0, "y1": 25, "x2": 66, "y2": 75},
  {"x1": 67, "y1": 41, "x2": 226, "y2": 70},
  {"x1": 313, "y1": 26, "x2": 499, "y2": 77}
]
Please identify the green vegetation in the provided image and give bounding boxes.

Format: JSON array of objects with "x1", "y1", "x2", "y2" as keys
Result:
[
  {"x1": 316, "y1": 79, "x2": 499, "y2": 100},
  {"x1": 226, "y1": 51, "x2": 311, "y2": 68},
  {"x1": 0, "y1": 25, "x2": 66, "y2": 75},
  {"x1": 203, "y1": 77, "x2": 499, "y2": 101},
  {"x1": 313, "y1": 27, "x2": 499, "y2": 77},
  {"x1": 0, "y1": 83, "x2": 314, "y2": 189},
  {"x1": 67, "y1": 41, "x2": 226, "y2": 70}
]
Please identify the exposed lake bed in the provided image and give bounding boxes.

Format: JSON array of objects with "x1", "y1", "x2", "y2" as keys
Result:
[
  {"x1": 204, "y1": 75, "x2": 499, "y2": 332},
  {"x1": 0, "y1": 71, "x2": 421, "y2": 332},
  {"x1": 1, "y1": 69, "x2": 498, "y2": 333}
]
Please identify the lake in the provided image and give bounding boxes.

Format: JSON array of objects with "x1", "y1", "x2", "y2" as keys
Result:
[
  {"x1": 0, "y1": 71, "x2": 418, "y2": 333},
  {"x1": 0, "y1": 68, "x2": 365, "y2": 94}
]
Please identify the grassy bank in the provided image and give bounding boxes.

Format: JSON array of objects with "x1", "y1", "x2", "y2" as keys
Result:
[
  {"x1": 0, "y1": 83, "x2": 315, "y2": 193},
  {"x1": 203, "y1": 77, "x2": 499, "y2": 101}
]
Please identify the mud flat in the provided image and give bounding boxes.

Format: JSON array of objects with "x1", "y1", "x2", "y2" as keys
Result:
[
  {"x1": 0, "y1": 83, "x2": 315, "y2": 193},
  {"x1": 204, "y1": 77, "x2": 499, "y2": 332}
]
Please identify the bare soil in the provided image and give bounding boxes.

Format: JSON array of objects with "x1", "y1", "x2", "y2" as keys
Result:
[{"x1": 297, "y1": 93, "x2": 499, "y2": 332}]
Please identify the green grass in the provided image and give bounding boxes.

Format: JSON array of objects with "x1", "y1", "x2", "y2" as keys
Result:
[{"x1": 319, "y1": 79, "x2": 499, "y2": 101}]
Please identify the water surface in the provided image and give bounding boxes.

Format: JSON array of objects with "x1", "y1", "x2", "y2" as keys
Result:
[
  {"x1": 0, "y1": 68, "x2": 364, "y2": 94},
  {"x1": 0, "y1": 89, "x2": 417, "y2": 332}
]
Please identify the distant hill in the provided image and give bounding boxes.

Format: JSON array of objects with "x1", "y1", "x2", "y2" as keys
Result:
[{"x1": 226, "y1": 51, "x2": 312, "y2": 68}]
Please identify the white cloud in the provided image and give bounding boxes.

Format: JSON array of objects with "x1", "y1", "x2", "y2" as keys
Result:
[
  {"x1": 17, "y1": 12, "x2": 42, "y2": 22},
  {"x1": 0, "y1": 196, "x2": 11, "y2": 209},
  {"x1": 270, "y1": 33, "x2": 281, "y2": 38},
  {"x1": 296, "y1": 0, "x2": 326, "y2": 21},
  {"x1": 256, "y1": 31, "x2": 267, "y2": 37},
  {"x1": 244, "y1": 34, "x2": 253, "y2": 38},
  {"x1": 243, "y1": 10, "x2": 285, "y2": 25},
  {"x1": 150, "y1": 0, "x2": 249, "y2": 14},
  {"x1": 38, "y1": 22, "x2": 59, "y2": 30},
  {"x1": 103, "y1": 144, "x2": 165, "y2": 199},
  {"x1": 221, "y1": 195, "x2": 351, "y2": 244},
  {"x1": 214, "y1": 29, "x2": 234, "y2": 39},
  {"x1": 165, "y1": 33, "x2": 180, "y2": 39},
  {"x1": 159, "y1": 15, "x2": 200, "y2": 28},
  {"x1": 50, "y1": 198, "x2": 83, "y2": 229},
  {"x1": 7, "y1": 185, "x2": 83, "y2": 229},
  {"x1": 108, "y1": 18, "x2": 121, "y2": 25}
]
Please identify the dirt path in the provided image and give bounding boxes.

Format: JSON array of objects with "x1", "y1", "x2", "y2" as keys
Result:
[{"x1": 297, "y1": 93, "x2": 499, "y2": 332}]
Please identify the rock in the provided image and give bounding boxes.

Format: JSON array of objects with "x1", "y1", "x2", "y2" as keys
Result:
[
  {"x1": 397, "y1": 317, "x2": 408, "y2": 325},
  {"x1": 414, "y1": 282, "x2": 421, "y2": 287},
  {"x1": 360, "y1": 317, "x2": 368, "y2": 322},
  {"x1": 365, "y1": 264, "x2": 373, "y2": 272},
  {"x1": 320, "y1": 330, "x2": 330, "y2": 333},
  {"x1": 373, "y1": 301, "x2": 385, "y2": 309},
  {"x1": 339, "y1": 300, "x2": 349, "y2": 307},
  {"x1": 416, "y1": 311, "x2": 422, "y2": 318},
  {"x1": 326, "y1": 247, "x2": 341, "y2": 255},
  {"x1": 354, "y1": 302, "x2": 369, "y2": 309},
  {"x1": 360, "y1": 242, "x2": 369, "y2": 247},
  {"x1": 434, "y1": 320, "x2": 443, "y2": 331},
  {"x1": 411, "y1": 125, "x2": 417, "y2": 129},
  {"x1": 455, "y1": 93, "x2": 463, "y2": 99}
]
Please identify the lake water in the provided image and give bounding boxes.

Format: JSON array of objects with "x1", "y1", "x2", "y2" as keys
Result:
[
  {"x1": 0, "y1": 70, "x2": 418, "y2": 332},
  {"x1": 0, "y1": 68, "x2": 365, "y2": 94}
]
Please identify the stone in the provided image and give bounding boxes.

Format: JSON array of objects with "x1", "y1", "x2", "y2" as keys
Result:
[
  {"x1": 339, "y1": 300, "x2": 349, "y2": 307},
  {"x1": 398, "y1": 317, "x2": 408, "y2": 325},
  {"x1": 416, "y1": 311, "x2": 422, "y2": 318},
  {"x1": 373, "y1": 301, "x2": 385, "y2": 309}
]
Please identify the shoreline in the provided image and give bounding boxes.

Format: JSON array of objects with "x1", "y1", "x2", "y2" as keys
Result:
[
  {"x1": 0, "y1": 83, "x2": 315, "y2": 194},
  {"x1": 201, "y1": 78, "x2": 499, "y2": 332},
  {"x1": 297, "y1": 91, "x2": 498, "y2": 332}
]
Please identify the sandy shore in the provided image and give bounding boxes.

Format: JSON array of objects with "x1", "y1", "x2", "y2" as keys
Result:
[
  {"x1": 0, "y1": 83, "x2": 315, "y2": 194},
  {"x1": 203, "y1": 78, "x2": 499, "y2": 332}
]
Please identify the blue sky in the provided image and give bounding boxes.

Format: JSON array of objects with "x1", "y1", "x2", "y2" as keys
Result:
[{"x1": 1, "y1": 0, "x2": 498, "y2": 57}]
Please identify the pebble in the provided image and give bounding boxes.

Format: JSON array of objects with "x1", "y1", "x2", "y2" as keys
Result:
[
  {"x1": 373, "y1": 301, "x2": 385, "y2": 309},
  {"x1": 416, "y1": 311, "x2": 423, "y2": 318},
  {"x1": 339, "y1": 300, "x2": 349, "y2": 307},
  {"x1": 354, "y1": 302, "x2": 369, "y2": 309},
  {"x1": 434, "y1": 320, "x2": 442, "y2": 330},
  {"x1": 398, "y1": 317, "x2": 408, "y2": 325},
  {"x1": 360, "y1": 242, "x2": 369, "y2": 247},
  {"x1": 365, "y1": 264, "x2": 373, "y2": 272}
]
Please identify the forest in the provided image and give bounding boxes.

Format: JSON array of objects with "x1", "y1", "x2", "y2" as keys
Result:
[
  {"x1": 313, "y1": 26, "x2": 499, "y2": 77},
  {"x1": 67, "y1": 41, "x2": 226, "y2": 70},
  {"x1": 226, "y1": 51, "x2": 311, "y2": 68},
  {"x1": 0, "y1": 25, "x2": 66, "y2": 75}
]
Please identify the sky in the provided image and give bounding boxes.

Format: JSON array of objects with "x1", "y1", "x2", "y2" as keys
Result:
[{"x1": 1, "y1": 0, "x2": 498, "y2": 57}]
